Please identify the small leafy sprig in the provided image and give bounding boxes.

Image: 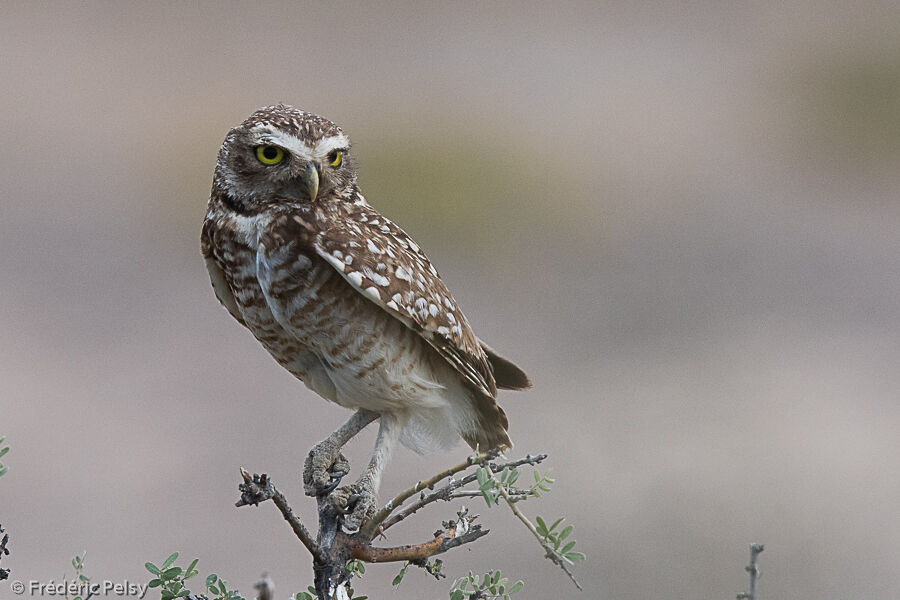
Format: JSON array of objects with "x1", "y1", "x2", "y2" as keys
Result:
[
  {"x1": 528, "y1": 468, "x2": 555, "y2": 498},
  {"x1": 448, "y1": 570, "x2": 524, "y2": 600},
  {"x1": 474, "y1": 464, "x2": 584, "y2": 588},
  {"x1": 534, "y1": 516, "x2": 586, "y2": 565},
  {"x1": 145, "y1": 552, "x2": 198, "y2": 600},
  {"x1": 204, "y1": 574, "x2": 244, "y2": 600},
  {"x1": 0, "y1": 436, "x2": 10, "y2": 477},
  {"x1": 69, "y1": 553, "x2": 92, "y2": 600},
  {"x1": 145, "y1": 553, "x2": 243, "y2": 600}
]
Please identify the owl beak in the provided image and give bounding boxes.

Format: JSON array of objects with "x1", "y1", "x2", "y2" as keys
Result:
[{"x1": 304, "y1": 162, "x2": 319, "y2": 202}]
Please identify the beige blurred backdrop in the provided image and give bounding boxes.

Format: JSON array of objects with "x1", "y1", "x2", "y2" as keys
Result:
[{"x1": 2, "y1": 2, "x2": 899, "y2": 598}]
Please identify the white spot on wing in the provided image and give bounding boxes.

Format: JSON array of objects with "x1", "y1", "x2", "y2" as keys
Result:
[
  {"x1": 320, "y1": 252, "x2": 345, "y2": 273},
  {"x1": 395, "y1": 265, "x2": 412, "y2": 281}
]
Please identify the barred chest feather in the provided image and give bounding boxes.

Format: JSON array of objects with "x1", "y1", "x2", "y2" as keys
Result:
[{"x1": 202, "y1": 208, "x2": 462, "y2": 418}]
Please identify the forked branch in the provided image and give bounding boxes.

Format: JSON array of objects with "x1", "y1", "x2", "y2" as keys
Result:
[{"x1": 236, "y1": 449, "x2": 579, "y2": 600}]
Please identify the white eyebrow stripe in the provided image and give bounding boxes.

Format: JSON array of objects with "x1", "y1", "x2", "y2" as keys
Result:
[
  {"x1": 314, "y1": 134, "x2": 350, "y2": 155},
  {"x1": 250, "y1": 125, "x2": 349, "y2": 161}
]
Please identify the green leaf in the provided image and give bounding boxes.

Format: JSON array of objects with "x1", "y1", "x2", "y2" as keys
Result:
[
  {"x1": 450, "y1": 590, "x2": 464, "y2": 600},
  {"x1": 295, "y1": 593, "x2": 313, "y2": 600},
  {"x1": 161, "y1": 552, "x2": 179, "y2": 570},
  {"x1": 549, "y1": 517, "x2": 564, "y2": 532},
  {"x1": 565, "y1": 551, "x2": 587, "y2": 563},
  {"x1": 218, "y1": 580, "x2": 227, "y2": 594},
  {"x1": 184, "y1": 558, "x2": 199, "y2": 579},
  {"x1": 149, "y1": 579, "x2": 162, "y2": 588},
  {"x1": 307, "y1": 586, "x2": 317, "y2": 595},
  {"x1": 145, "y1": 562, "x2": 161, "y2": 575},
  {"x1": 476, "y1": 466, "x2": 489, "y2": 487},
  {"x1": 206, "y1": 574, "x2": 218, "y2": 587},
  {"x1": 508, "y1": 580, "x2": 524, "y2": 594},
  {"x1": 175, "y1": 590, "x2": 190, "y2": 598},
  {"x1": 535, "y1": 516, "x2": 548, "y2": 536},
  {"x1": 0, "y1": 446, "x2": 9, "y2": 459},
  {"x1": 559, "y1": 524, "x2": 573, "y2": 542},
  {"x1": 560, "y1": 541, "x2": 576, "y2": 555},
  {"x1": 79, "y1": 574, "x2": 89, "y2": 582},
  {"x1": 392, "y1": 561, "x2": 409, "y2": 586}
]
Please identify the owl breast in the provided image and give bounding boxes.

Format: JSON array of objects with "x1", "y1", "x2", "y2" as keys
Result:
[{"x1": 205, "y1": 210, "x2": 465, "y2": 426}]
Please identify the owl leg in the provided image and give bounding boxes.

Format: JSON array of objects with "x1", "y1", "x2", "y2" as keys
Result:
[
  {"x1": 304, "y1": 409, "x2": 378, "y2": 497},
  {"x1": 333, "y1": 413, "x2": 402, "y2": 532}
]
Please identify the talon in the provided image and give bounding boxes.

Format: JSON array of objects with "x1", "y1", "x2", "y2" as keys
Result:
[{"x1": 318, "y1": 472, "x2": 344, "y2": 497}]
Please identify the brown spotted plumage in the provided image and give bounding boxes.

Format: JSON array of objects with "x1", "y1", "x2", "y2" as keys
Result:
[{"x1": 201, "y1": 105, "x2": 530, "y2": 529}]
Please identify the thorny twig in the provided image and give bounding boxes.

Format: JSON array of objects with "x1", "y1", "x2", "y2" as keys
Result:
[
  {"x1": 736, "y1": 544, "x2": 764, "y2": 600},
  {"x1": 0, "y1": 523, "x2": 9, "y2": 581},
  {"x1": 380, "y1": 453, "x2": 548, "y2": 533}
]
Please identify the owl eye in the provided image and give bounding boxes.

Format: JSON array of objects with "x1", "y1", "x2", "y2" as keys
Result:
[
  {"x1": 328, "y1": 150, "x2": 343, "y2": 168},
  {"x1": 256, "y1": 145, "x2": 284, "y2": 165}
]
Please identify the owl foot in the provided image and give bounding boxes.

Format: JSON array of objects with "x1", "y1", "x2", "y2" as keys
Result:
[
  {"x1": 330, "y1": 480, "x2": 378, "y2": 533},
  {"x1": 303, "y1": 441, "x2": 351, "y2": 497}
]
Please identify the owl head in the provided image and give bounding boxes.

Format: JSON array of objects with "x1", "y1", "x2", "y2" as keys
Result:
[{"x1": 213, "y1": 105, "x2": 357, "y2": 211}]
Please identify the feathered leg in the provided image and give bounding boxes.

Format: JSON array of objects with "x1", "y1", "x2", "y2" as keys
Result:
[{"x1": 333, "y1": 413, "x2": 402, "y2": 532}]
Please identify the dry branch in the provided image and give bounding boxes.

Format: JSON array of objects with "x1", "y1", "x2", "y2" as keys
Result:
[{"x1": 236, "y1": 450, "x2": 569, "y2": 600}]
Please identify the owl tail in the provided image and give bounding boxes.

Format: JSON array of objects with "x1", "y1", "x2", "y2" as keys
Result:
[
  {"x1": 462, "y1": 393, "x2": 512, "y2": 452},
  {"x1": 479, "y1": 341, "x2": 532, "y2": 391}
]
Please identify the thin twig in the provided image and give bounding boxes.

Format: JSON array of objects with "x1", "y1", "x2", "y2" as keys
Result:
[
  {"x1": 449, "y1": 488, "x2": 531, "y2": 499},
  {"x1": 348, "y1": 521, "x2": 488, "y2": 563},
  {"x1": 236, "y1": 468, "x2": 322, "y2": 562},
  {"x1": 737, "y1": 544, "x2": 764, "y2": 600},
  {"x1": 498, "y1": 487, "x2": 582, "y2": 590},
  {"x1": 0, "y1": 523, "x2": 9, "y2": 581},
  {"x1": 359, "y1": 450, "x2": 499, "y2": 539},
  {"x1": 379, "y1": 453, "x2": 548, "y2": 533}
]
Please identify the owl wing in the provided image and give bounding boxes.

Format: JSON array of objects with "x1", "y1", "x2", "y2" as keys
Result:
[{"x1": 296, "y1": 200, "x2": 499, "y2": 398}]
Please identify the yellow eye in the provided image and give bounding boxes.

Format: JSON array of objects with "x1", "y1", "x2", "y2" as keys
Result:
[
  {"x1": 329, "y1": 150, "x2": 343, "y2": 168},
  {"x1": 256, "y1": 145, "x2": 284, "y2": 165}
]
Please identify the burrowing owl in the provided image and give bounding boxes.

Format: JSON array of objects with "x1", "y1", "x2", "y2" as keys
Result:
[{"x1": 201, "y1": 105, "x2": 530, "y2": 529}]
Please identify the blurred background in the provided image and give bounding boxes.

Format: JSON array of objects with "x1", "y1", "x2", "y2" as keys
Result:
[{"x1": 2, "y1": 2, "x2": 899, "y2": 598}]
